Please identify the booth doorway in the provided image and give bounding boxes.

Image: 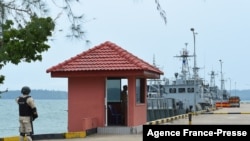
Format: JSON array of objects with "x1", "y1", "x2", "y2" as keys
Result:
[{"x1": 106, "y1": 78, "x2": 127, "y2": 126}]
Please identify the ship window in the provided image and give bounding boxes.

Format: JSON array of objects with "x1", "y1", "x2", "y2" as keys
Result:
[
  {"x1": 136, "y1": 78, "x2": 145, "y2": 104},
  {"x1": 169, "y1": 88, "x2": 172, "y2": 93},
  {"x1": 169, "y1": 88, "x2": 176, "y2": 93},
  {"x1": 187, "y1": 88, "x2": 194, "y2": 93},
  {"x1": 178, "y1": 88, "x2": 185, "y2": 93}
]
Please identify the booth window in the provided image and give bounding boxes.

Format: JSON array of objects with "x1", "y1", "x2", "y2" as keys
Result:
[{"x1": 136, "y1": 78, "x2": 145, "y2": 104}]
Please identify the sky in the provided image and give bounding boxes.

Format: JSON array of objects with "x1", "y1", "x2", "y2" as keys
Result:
[{"x1": 1, "y1": 0, "x2": 250, "y2": 91}]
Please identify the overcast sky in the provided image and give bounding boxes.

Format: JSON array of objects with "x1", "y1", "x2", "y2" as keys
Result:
[{"x1": 1, "y1": 0, "x2": 250, "y2": 92}]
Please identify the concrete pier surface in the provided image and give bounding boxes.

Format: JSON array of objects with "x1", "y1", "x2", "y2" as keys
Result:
[
  {"x1": 58, "y1": 134, "x2": 142, "y2": 141},
  {"x1": 3, "y1": 103, "x2": 250, "y2": 141},
  {"x1": 168, "y1": 103, "x2": 250, "y2": 125}
]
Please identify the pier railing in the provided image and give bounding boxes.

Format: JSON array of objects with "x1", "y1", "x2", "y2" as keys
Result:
[{"x1": 146, "y1": 97, "x2": 186, "y2": 121}]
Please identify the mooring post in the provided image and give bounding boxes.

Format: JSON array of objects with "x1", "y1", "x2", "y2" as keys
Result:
[
  {"x1": 188, "y1": 105, "x2": 193, "y2": 125},
  {"x1": 188, "y1": 112, "x2": 192, "y2": 125}
]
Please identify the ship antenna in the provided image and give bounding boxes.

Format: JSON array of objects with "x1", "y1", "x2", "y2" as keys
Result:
[
  {"x1": 184, "y1": 42, "x2": 191, "y2": 78},
  {"x1": 208, "y1": 70, "x2": 218, "y2": 87},
  {"x1": 190, "y1": 28, "x2": 199, "y2": 79},
  {"x1": 219, "y1": 59, "x2": 225, "y2": 91}
]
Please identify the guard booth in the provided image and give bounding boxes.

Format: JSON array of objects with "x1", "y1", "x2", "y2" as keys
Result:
[{"x1": 46, "y1": 41, "x2": 163, "y2": 134}]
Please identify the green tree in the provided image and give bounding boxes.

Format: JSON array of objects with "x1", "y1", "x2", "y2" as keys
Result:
[
  {"x1": 0, "y1": 16, "x2": 55, "y2": 84},
  {"x1": 0, "y1": 0, "x2": 85, "y2": 86},
  {"x1": 1, "y1": 16, "x2": 55, "y2": 65}
]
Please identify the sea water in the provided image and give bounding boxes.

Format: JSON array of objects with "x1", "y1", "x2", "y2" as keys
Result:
[{"x1": 0, "y1": 99, "x2": 68, "y2": 137}]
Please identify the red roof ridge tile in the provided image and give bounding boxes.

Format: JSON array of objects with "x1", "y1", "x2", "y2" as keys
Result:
[{"x1": 103, "y1": 41, "x2": 155, "y2": 70}]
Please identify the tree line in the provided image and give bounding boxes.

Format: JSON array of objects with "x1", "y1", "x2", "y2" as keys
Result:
[{"x1": 0, "y1": 89, "x2": 67, "y2": 99}]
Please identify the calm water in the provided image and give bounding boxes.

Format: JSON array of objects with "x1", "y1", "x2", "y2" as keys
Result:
[{"x1": 0, "y1": 99, "x2": 68, "y2": 137}]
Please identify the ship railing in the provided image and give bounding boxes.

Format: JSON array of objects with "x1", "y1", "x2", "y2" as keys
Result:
[{"x1": 147, "y1": 98, "x2": 174, "y2": 110}]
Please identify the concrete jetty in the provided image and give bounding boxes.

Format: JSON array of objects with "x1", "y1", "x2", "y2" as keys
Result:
[
  {"x1": 168, "y1": 103, "x2": 250, "y2": 125},
  {"x1": 2, "y1": 103, "x2": 250, "y2": 141}
]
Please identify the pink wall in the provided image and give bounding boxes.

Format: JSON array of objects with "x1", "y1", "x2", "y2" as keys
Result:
[
  {"x1": 67, "y1": 76, "x2": 106, "y2": 132},
  {"x1": 133, "y1": 105, "x2": 147, "y2": 125},
  {"x1": 127, "y1": 77, "x2": 147, "y2": 126}
]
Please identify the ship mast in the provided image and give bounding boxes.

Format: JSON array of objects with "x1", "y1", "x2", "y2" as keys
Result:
[
  {"x1": 190, "y1": 28, "x2": 200, "y2": 112},
  {"x1": 190, "y1": 28, "x2": 199, "y2": 79},
  {"x1": 209, "y1": 71, "x2": 217, "y2": 87},
  {"x1": 174, "y1": 43, "x2": 192, "y2": 81}
]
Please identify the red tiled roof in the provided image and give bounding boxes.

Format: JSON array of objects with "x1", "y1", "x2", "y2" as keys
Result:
[{"x1": 46, "y1": 41, "x2": 163, "y2": 74}]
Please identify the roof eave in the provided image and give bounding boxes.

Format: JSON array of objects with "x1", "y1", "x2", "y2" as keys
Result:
[{"x1": 48, "y1": 70, "x2": 163, "y2": 79}]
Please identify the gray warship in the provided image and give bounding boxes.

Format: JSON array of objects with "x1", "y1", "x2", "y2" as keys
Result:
[{"x1": 146, "y1": 28, "x2": 230, "y2": 121}]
